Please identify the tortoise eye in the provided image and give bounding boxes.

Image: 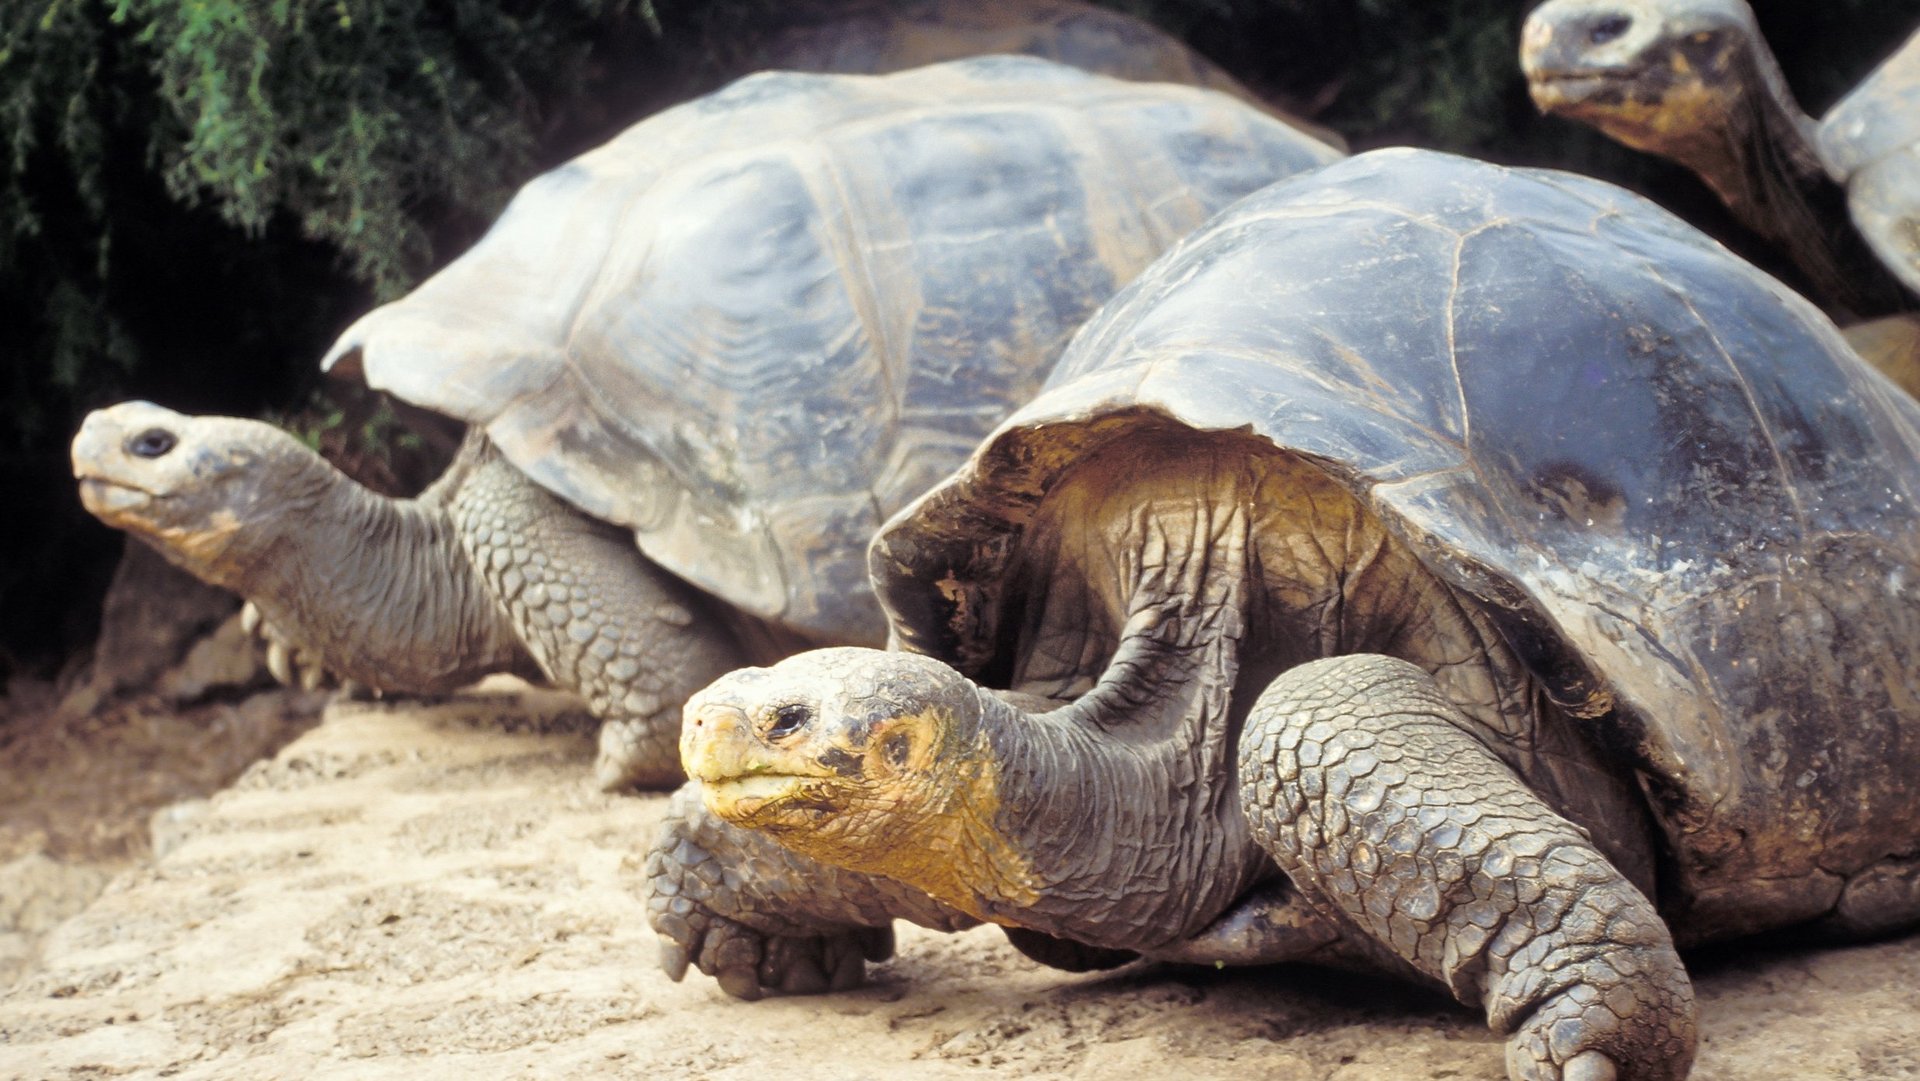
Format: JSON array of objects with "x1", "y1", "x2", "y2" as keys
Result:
[
  {"x1": 1589, "y1": 14, "x2": 1632, "y2": 44},
  {"x1": 767, "y1": 703, "x2": 812, "y2": 740},
  {"x1": 128, "y1": 428, "x2": 178, "y2": 459}
]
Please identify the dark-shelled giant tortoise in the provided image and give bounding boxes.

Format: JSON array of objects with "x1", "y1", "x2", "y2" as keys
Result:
[
  {"x1": 72, "y1": 57, "x2": 1337, "y2": 789},
  {"x1": 658, "y1": 148, "x2": 1920, "y2": 1081}
]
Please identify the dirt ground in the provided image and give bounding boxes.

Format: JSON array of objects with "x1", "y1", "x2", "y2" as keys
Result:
[{"x1": 3, "y1": 680, "x2": 1919, "y2": 1081}]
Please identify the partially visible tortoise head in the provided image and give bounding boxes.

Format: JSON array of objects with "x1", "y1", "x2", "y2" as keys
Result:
[
  {"x1": 1520, "y1": 0, "x2": 1797, "y2": 170},
  {"x1": 1523, "y1": 0, "x2": 1920, "y2": 315},
  {"x1": 320, "y1": 56, "x2": 1338, "y2": 647},
  {"x1": 71, "y1": 401, "x2": 329, "y2": 592},
  {"x1": 680, "y1": 647, "x2": 984, "y2": 876}
]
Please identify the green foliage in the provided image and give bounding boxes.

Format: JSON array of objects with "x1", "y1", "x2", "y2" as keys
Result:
[
  {"x1": 1, "y1": 0, "x2": 665, "y2": 423},
  {"x1": 0, "y1": 0, "x2": 662, "y2": 678},
  {"x1": 107, "y1": 0, "x2": 638, "y2": 296}
]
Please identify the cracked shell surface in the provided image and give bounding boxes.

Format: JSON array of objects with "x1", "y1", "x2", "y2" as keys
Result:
[{"x1": 321, "y1": 56, "x2": 1336, "y2": 645}]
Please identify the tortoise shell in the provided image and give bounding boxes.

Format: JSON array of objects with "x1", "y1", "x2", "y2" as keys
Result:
[
  {"x1": 755, "y1": 0, "x2": 1342, "y2": 148},
  {"x1": 1819, "y1": 26, "x2": 1920, "y2": 297},
  {"x1": 873, "y1": 147, "x2": 1920, "y2": 917},
  {"x1": 322, "y1": 57, "x2": 1337, "y2": 645}
]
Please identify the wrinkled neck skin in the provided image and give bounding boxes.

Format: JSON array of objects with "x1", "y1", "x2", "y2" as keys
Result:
[
  {"x1": 949, "y1": 619, "x2": 1257, "y2": 950},
  {"x1": 1677, "y1": 53, "x2": 1908, "y2": 318},
  {"x1": 1667, "y1": 36, "x2": 1819, "y2": 223},
  {"x1": 211, "y1": 439, "x2": 525, "y2": 693},
  {"x1": 913, "y1": 434, "x2": 1647, "y2": 952},
  {"x1": 922, "y1": 438, "x2": 1412, "y2": 949}
]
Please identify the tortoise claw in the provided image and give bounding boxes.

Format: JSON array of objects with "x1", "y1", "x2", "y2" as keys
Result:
[
  {"x1": 298, "y1": 651, "x2": 326, "y2": 691},
  {"x1": 645, "y1": 791, "x2": 887, "y2": 1001},
  {"x1": 1561, "y1": 1052, "x2": 1619, "y2": 1081},
  {"x1": 830, "y1": 944, "x2": 866, "y2": 990},
  {"x1": 768, "y1": 941, "x2": 832, "y2": 995},
  {"x1": 243, "y1": 601, "x2": 338, "y2": 691},
  {"x1": 717, "y1": 966, "x2": 766, "y2": 1002},
  {"x1": 266, "y1": 641, "x2": 294, "y2": 686},
  {"x1": 660, "y1": 940, "x2": 691, "y2": 982}
]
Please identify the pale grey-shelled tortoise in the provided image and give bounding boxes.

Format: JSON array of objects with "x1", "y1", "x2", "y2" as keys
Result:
[{"x1": 72, "y1": 57, "x2": 1337, "y2": 789}]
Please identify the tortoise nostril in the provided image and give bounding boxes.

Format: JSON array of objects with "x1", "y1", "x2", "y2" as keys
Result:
[
  {"x1": 127, "y1": 428, "x2": 177, "y2": 459},
  {"x1": 1589, "y1": 14, "x2": 1632, "y2": 45}
]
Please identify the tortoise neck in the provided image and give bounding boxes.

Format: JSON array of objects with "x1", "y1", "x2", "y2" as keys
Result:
[
  {"x1": 1683, "y1": 50, "x2": 1908, "y2": 318},
  {"x1": 934, "y1": 445, "x2": 1277, "y2": 947},
  {"x1": 926, "y1": 437, "x2": 1548, "y2": 948},
  {"x1": 236, "y1": 442, "x2": 522, "y2": 692},
  {"x1": 956, "y1": 624, "x2": 1266, "y2": 949}
]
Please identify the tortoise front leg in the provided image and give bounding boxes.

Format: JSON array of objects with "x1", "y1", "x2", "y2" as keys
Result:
[
  {"x1": 646, "y1": 786, "x2": 980, "y2": 999},
  {"x1": 449, "y1": 446, "x2": 747, "y2": 789},
  {"x1": 1238, "y1": 654, "x2": 1695, "y2": 1081}
]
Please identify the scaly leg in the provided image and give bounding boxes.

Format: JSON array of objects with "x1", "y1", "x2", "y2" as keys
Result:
[
  {"x1": 450, "y1": 445, "x2": 746, "y2": 788},
  {"x1": 1238, "y1": 654, "x2": 1694, "y2": 1081}
]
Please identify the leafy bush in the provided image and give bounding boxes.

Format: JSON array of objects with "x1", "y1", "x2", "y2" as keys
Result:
[{"x1": 1, "y1": 0, "x2": 658, "y2": 677}]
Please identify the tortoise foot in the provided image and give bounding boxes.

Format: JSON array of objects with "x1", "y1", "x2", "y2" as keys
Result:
[
  {"x1": 644, "y1": 784, "x2": 975, "y2": 1000},
  {"x1": 1505, "y1": 974, "x2": 1691, "y2": 1081}
]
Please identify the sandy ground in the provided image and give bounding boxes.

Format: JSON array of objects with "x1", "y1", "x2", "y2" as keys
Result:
[{"x1": 3, "y1": 681, "x2": 1919, "y2": 1081}]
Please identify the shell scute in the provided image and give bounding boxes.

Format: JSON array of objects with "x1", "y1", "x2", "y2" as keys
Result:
[{"x1": 323, "y1": 58, "x2": 1335, "y2": 641}]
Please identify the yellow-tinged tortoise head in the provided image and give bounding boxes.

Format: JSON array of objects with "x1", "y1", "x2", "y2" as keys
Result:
[{"x1": 682, "y1": 647, "x2": 1036, "y2": 917}]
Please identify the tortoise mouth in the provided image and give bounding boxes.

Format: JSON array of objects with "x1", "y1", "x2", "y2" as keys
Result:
[
  {"x1": 1527, "y1": 67, "x2": 1645, "y2": 110},
  {"x1": 76, "y1": 475, "x2": 160, "y2": 518},
  {"x1": 698, "y1": 772, "x2": 841, "y2": 823}
]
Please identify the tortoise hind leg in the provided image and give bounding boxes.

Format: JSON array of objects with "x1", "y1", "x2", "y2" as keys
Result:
[
  {"x1": 448, "y1": 443, "x2": 747, "y2": 789},
  {"x1": 1807, "y1": 853, "x2": 1920, "y2": 941},
  {"x1": 1238, "y1": 654, "x2": 1695, "y2": 1081}
]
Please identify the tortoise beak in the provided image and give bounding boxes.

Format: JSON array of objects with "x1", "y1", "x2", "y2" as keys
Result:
[
  {"x1": 680, "y1": 692, "x2": 760, "y2": 786},
  {"x1": 1519, "y1": 0, "x2": 1653, "y2": 112},
  {"x1": 681, "y1": 680, "x2": 824, "y2": 823},
  {"x1": 72, "y1": 402, "x2": 189, "y2": 523}
]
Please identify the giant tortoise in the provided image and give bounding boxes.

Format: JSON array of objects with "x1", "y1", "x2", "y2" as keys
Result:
[
  {"x1": 658, "y1": 148, "x2": 1920, "y2": 1080},
  {"x1": 1521, "y1": 0, "x2": 1920, "y2": 388},
  {"x1": 72, "y1": 57, "x2": 1336, "y2": 790}
]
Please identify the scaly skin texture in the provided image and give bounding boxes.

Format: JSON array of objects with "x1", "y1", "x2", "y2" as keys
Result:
[
  {"x1": 72, "y1": 402, "x2": 744, "y2": 787},
  {"x1": 645, "y1": 786, "x2": 977, "y2": 999},
  {"x1": 1241, "y1": 655, "x2": 1695, "y2": 1081},
  {"x1": 663, "y1": 440, "x2": 1707, "y2": 1081},
  {"x1": 449, "y1": 442, "x2": 746, "y2": 788}
]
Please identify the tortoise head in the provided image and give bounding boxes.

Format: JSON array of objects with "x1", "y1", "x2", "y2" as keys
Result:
[
  {"x1": 681, "y1": 647, "x2": 992, "y2": 876},
  {"x1": 1521, "y1": 0, "x2": 1768, "y2": 161},
  {"x1": 72, "y1": 400, "x2": 330, "y2": 589}
]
